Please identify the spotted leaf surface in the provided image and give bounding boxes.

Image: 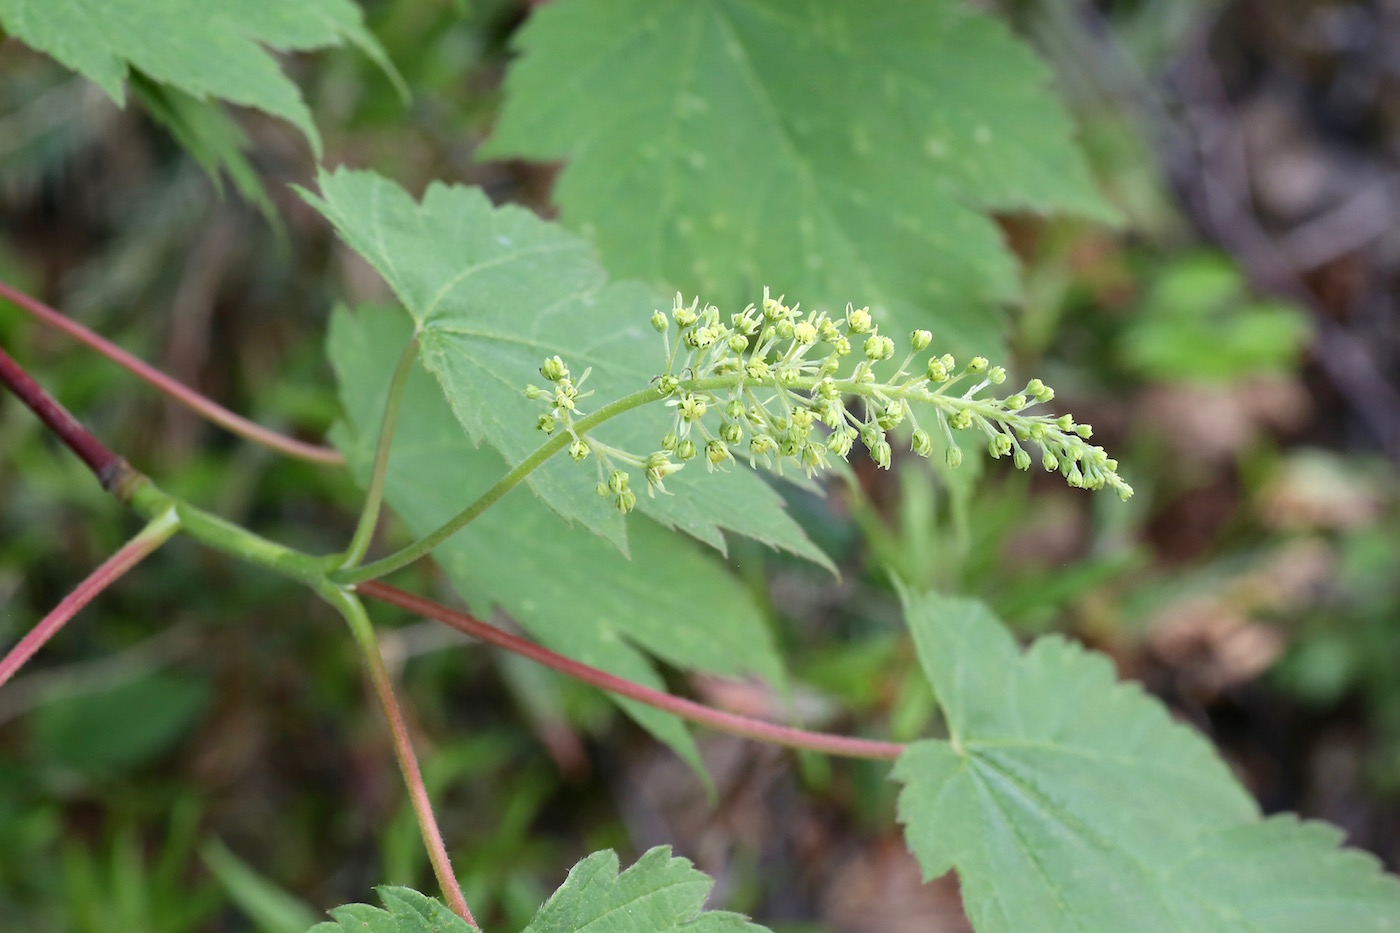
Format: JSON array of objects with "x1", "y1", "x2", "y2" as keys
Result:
[{"x1": 483, "y1": 0, "x2": 1114, "y2": 355}]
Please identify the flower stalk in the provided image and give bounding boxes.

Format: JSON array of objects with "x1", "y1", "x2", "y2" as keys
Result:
[
  {"x1": 531, "y1": 289, "x2": 1134, "y2": 508},
  {"x1": 339, "y1": 290, "x2": 1133, "y2": 586}
]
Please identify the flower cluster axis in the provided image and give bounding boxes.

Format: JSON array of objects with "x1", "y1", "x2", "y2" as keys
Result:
[{"x1": 526, "y1": 290, "x2": 1132, "y2": 512}]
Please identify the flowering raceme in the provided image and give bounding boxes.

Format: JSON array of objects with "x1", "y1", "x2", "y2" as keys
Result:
[{"x1": 526, "y1": 290, "x2": 1133, "y2": 513}]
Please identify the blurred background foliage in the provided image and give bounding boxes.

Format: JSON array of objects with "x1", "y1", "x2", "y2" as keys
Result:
[{"x1": 3, "y1": 0, "x2": 1400, "y2": 930}]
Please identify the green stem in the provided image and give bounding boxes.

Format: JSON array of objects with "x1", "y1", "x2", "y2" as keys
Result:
[
  {"x1": 334, "y1": 384, "x2": 667, "y2": 585},
  {"x1": 319, "y1": 586, "x2": 476, "y2": 928},
  {"x1": 126, "y1": 480, "x2": 327, "y2": 586},
  {"x1": 334, "y1": 369, "x2": 1028, "y2": 586},
  {"x1": 341, "y1": 334, "x2": 419, "y2": 569}
]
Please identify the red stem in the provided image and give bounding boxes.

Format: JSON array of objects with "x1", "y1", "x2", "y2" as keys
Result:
[
  {"x1": 0, "y1": 518, "x2": 177, "y2": 689},
  {"x1": 359, "y1": 625, "x2": 475, "y2": 924},
  {"x1": 358, "y1": 582, "x2": 907, "y2": 762},
  {"x1": 0, "y1": 340, "x2": 135, "y2": 491},
  {"x1": 0, "y1": 280, "x2": 345, "y2": 466}
]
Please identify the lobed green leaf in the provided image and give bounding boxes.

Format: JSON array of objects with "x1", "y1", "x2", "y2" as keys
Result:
[
  {"x1": 308, "y1": 884, "x2": 475, "y2": 932},
  {"x1": 483, "y1": 0, "x2": 1115, "y2": 355},
  {"x1": 308, "y1": 849, "x2": 769, "y2": 933},
  {"x1": 308, "y1": 167, "x2": 828, "y2": 569},
  {"x1": 521, "y1": 847, "x2": 768, "y2": 932},
  {"x1": 893, "y1": 587, "x2": 1400, "y2": 932},
  {"x1": 0, "y1": 0, "x2": 400, "y2": 157}
]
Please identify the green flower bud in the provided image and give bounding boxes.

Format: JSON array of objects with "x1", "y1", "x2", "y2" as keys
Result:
[
  {"x1": 818, "y1": 377, "x2": 841, "y2": 400},
  {"x1": 616, "y1": 488, "x2": 637, "y2": 514},
  {"x1": 732, "y1": 310, "x2": 761, "y2": 335},
  {"x1": 1026, "y1": 378, "x2": 1054, "y2": 403},
  {"x1": 720, "y1": 421, "x2": 743, "y2": 445},
  {"x1": 911, "y1": 428, "x2": 934, "y2": 457},
  {"x1": 661, "y1": 431, "x2": 678, "y2": 451},
  {"x1": 569, "y1": 439, "x2": 590, "y2": 462},
  {"x1": 674, "y1": 304, "x2": 698, "y2": 327},
  {"x1": 1116, "y1": 482, "x2": 1135, "y2": 501},
  {"x1": 790, "y1": 407, "x2": 816, "y2": 431},
  {"x1": 926, "y1": 358, "x2": 949, "y2": 382},
  {"x1": 877, "y1": 403, "x2": 905, "y2": 430},
  {"x1": 644, "y1": 452, "x2": 683, "y2": 492},
  {"x1": 728, "y1": 334, "x2": 749, "y2": 354},
  {"x1": 684, "y1": 326, "x2": 715, "y2": 349},
  {"x1": 751, "y1": 434, "x2": 778, "y2": 457},
  {"x1": 864, "y1": 334, "x2": 895, "y2": 361},
  {"x1": 705, "y1": 439, "x2": 732, "y2": 469},
  {"x1": 1075, "y1": 423, "x2": 1093, "y2": 439},
  {"x1": 946, "y1": 446, "x2": 963, "y2": 469},
  {"x1": 776, "y1": 319, "x2": 795, "y2": 341},
  {"x1": 831, "y1": 335, "x2": 852, "y2": 356},
  {"x1": 793, "y1": 320, "x2": 818, "y2": 344},
  {"x1": 745, "y1": 358, "x2": 771, "y2": 380},
  {"x1": 1057, "y1": 414, "x2": 1075, "y2": 431},
  {"x1": 678, "y1": 394, "x2": 708, "y2": 422},
  {"x1": 988, "y1": 366, "x2": 1007, "y2": 385},
  {"x1": 1005, "y1": 394, "x2": 1027, "y2": 412},
  {"x1": 818, "y1": 318, "x2": 842, "y2": 342},
  {"x1": 537, "y1": 414, "x2": 556, "y2": 434},
  {"x1": 1013, "y1": 447, "x2": 1032, "y2": 471},
  {"x1": 651, "y1": 310, "x2": 669, "y2": 333},
  {"x1": 988, "y1": 435, "x2": 1012, "y2": 459},
  {"x1": 846, "y1": 305, "x2": 873, "y2": 332},
  {"x1": 607, "y1": 470, "x2": 629, "y2": 494},
  {"x1": 871, "y1": 437, "x2": 892, "y2": 470},
  {"x1": 827, "y1": 427, "x2": 856, "y2": 458},
  {"x1": 524, "y1": 384, "x2": 549, "y2": 400},
  {"x1": 817, "y1": 398, "x2": 844, "y2": 427},
  {"x1": 967, "y1": 356, "x2": 988, "y2": 374},
  {"x1": 540, "y1": 356, "x2": 569, "y2": 382},
  {"x1": 658, "y1": 374, "x2": 680, "y2": 396},
  {"x1": 1042, "y1": 450, "x2": 1059, "y2": 472},
  {"x1": 596, "y1": 481, "x2": 610, "y2": 498},
  {"x1": 677, "y1": 439, "x2": 698, "y2": 461},
  {"x1": 861, "y1": 424, "x2": 884, "y2": 451},
  {"x1": 910, "y1": 329, "x2": 933, "y2": 351},
  {"x1": 949, "y1": 409, "x2": 973, "y2": 431}
]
